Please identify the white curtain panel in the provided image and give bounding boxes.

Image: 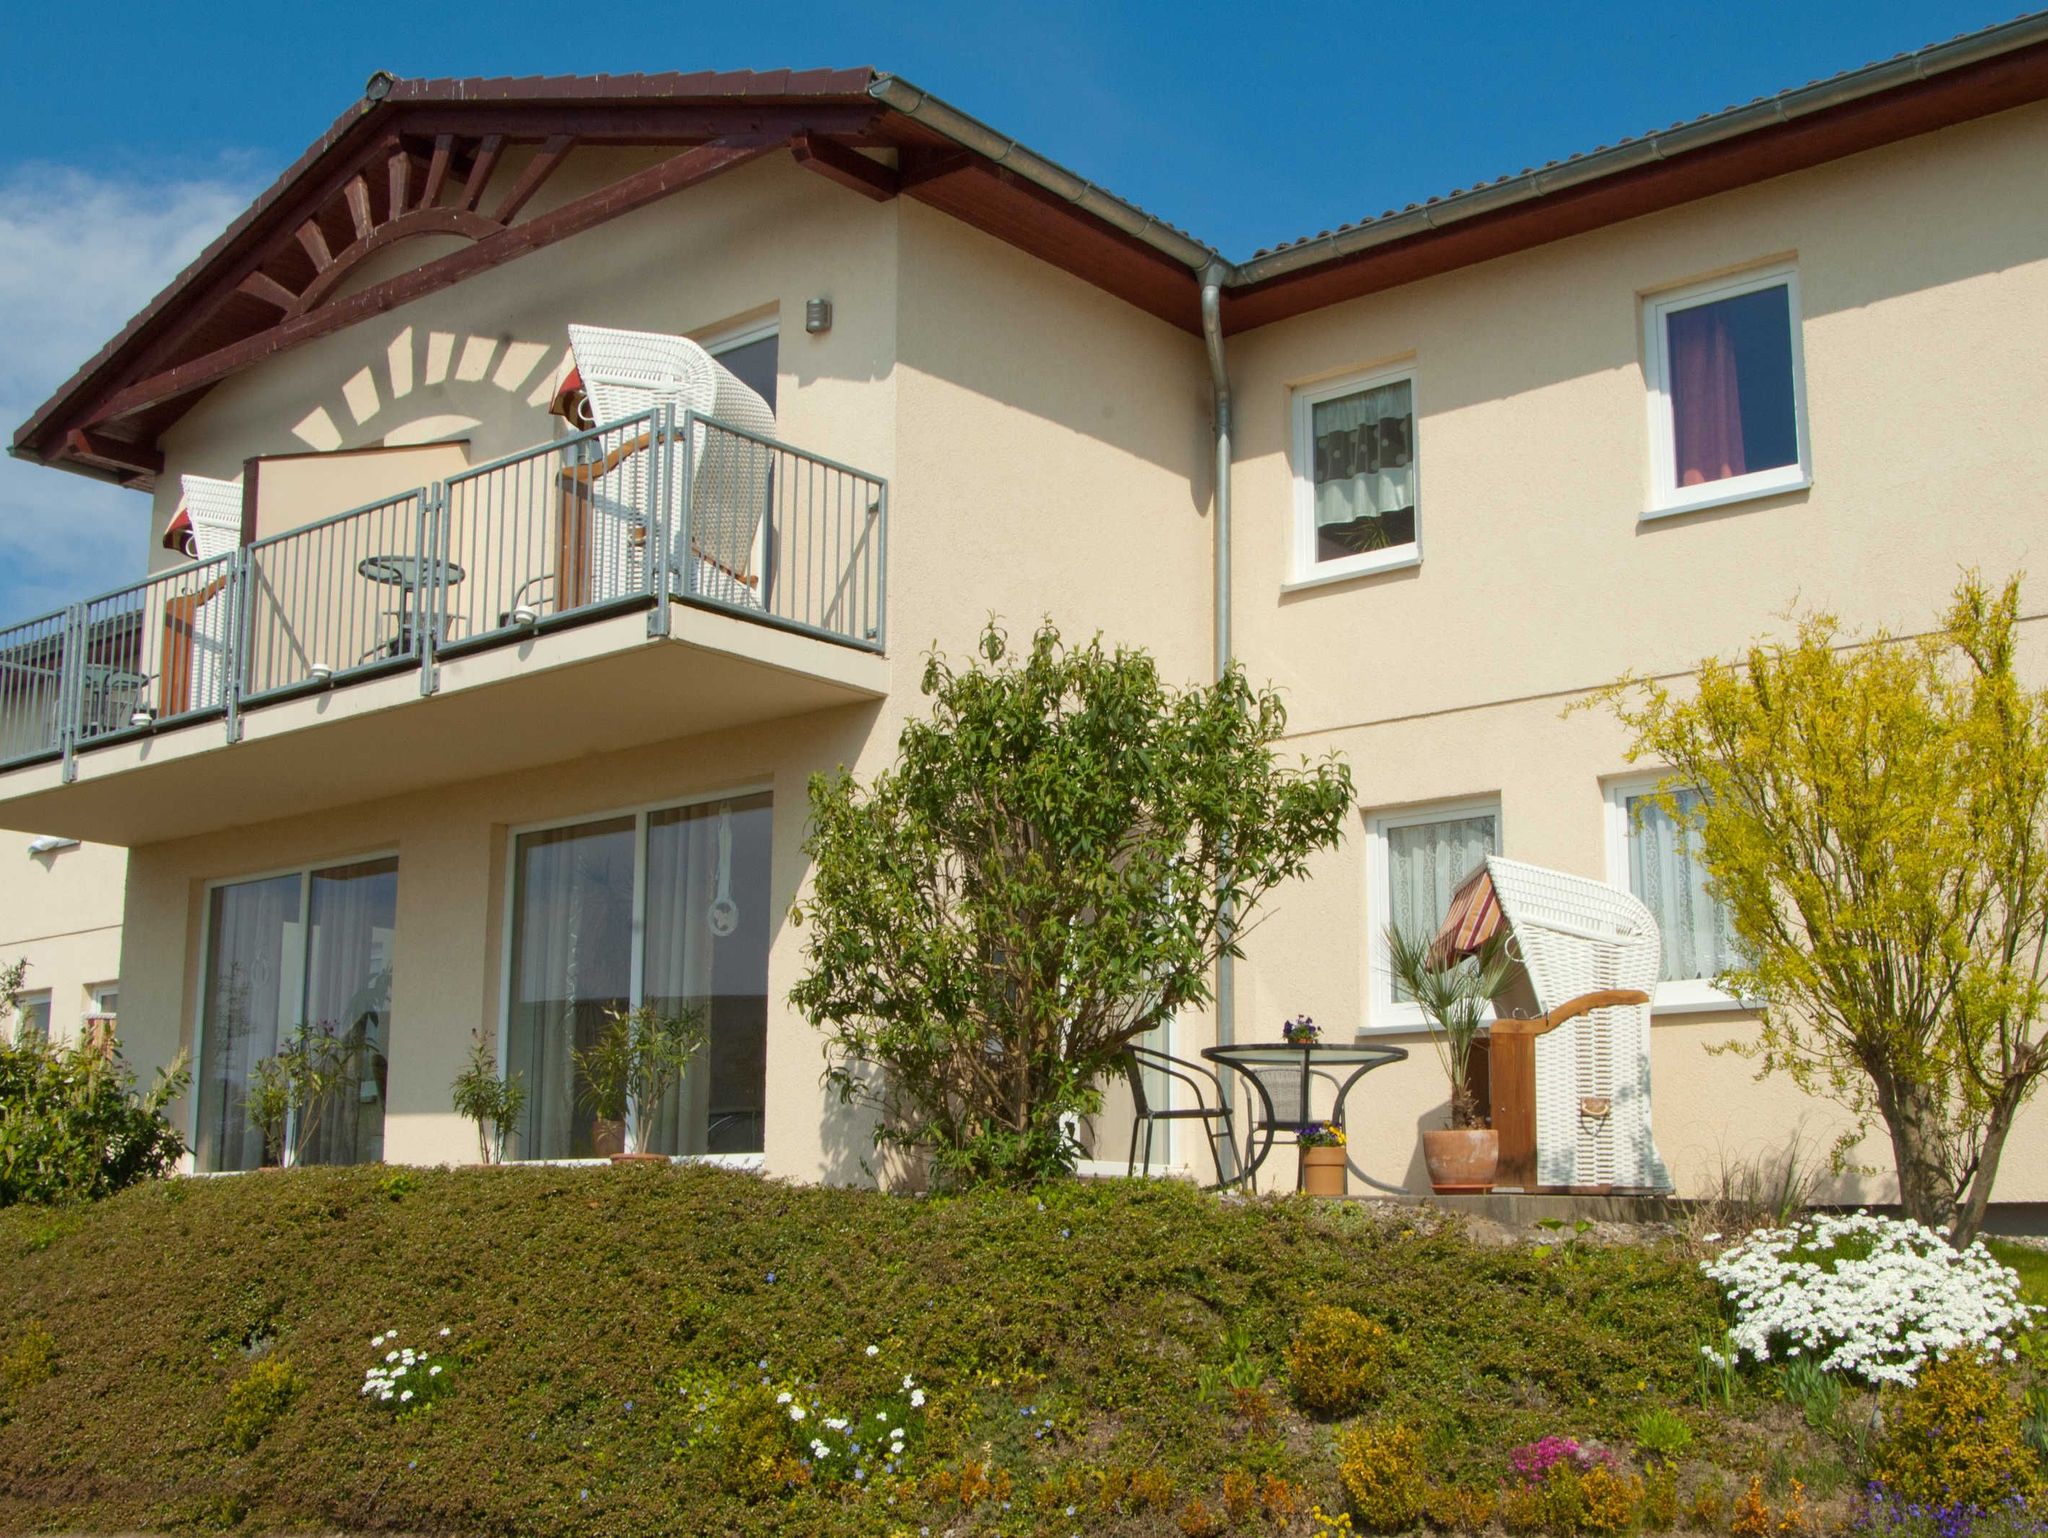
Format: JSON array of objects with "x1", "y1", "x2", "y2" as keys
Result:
[
  {"x1": 198, "y1": 873, "x2": 300, "y2": 1172},
  {"x1": 299, "y1": 858, "x2": 398, "y2": 1167},
  {"x1": 1625, "y1": 789, "x2": 1734, "y2": 984},
  {"x1": 1386, "y1": 814, "x2": 1498, "y2": 1000},
  {"x1": 1313, "y1": 380, "x2": 1416, "y2": 533},
  {"x1": 507, "y1": 818, "x2": 635, "y2": 1158}
]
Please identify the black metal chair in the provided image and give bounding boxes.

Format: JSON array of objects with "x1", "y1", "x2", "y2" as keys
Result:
[
  {"x1": 1121, "y1": 1043, "x2": 1238, "y2": 1190},
  {"x1": 1230, "y1": 1059, "x2": 1354, "y2": 1192}
]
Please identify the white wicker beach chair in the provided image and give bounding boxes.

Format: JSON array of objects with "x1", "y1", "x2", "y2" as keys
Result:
[
  {"x1": 176, "y1": 475, "x2": 243, "y2": 560},
  {"x1": 1483, "y1": 855, "x2": 1673, "y2": 1191},
  {"x1": 167, "y1": 475, "x2": 240, "y2": 710},
  {"x1": 562, "y1": 324, "x2": 777, "y2": 609}
]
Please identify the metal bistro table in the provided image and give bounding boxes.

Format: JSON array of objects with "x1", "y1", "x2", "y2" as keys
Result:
[
  {"x1": 1201, "y1": 1039, "x2": 1408, "y2": 1192},
  {"x1": 357, "y1": 554, "x2": 466, "y2": 659}
]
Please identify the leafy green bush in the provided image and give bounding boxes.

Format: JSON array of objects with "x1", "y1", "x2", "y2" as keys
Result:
[
  {"x1": 791, "y1": 621, "x2": 1353, "y2": 1187},
  {"x1": 221, "y1": 1357, "x2": 304, "y2": 1452},
  {"x1": 449, "y1": 1029, "x2": 527, "y2": 1164},
  {"x1": 1287, "y1": 1304, "x2": 1392, "y2": 1417},
  {"x1": 0, "y1": 1033, "x2": 187, "y2": 1206},
  {"x1": 1629, "y1": 1403, "x2": 1693, "y2": 1463},
  {"x1": 1870, "y1": 1349, "x2": 2044, "y2": 1512}
]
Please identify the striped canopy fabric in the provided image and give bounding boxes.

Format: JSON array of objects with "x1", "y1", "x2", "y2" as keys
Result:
[{"x1": 1426, "y1": 862, "x2": 1505, "y2": 967}]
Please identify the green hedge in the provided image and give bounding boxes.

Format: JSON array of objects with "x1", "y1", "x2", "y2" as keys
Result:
[{"x1": 0, "y1": 1166, "x2": 1728, "y2": 1536}]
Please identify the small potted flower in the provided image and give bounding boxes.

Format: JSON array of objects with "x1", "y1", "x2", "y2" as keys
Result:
[
  {"x1": 1281, "y1": 1013, "x2": 1321, "y2": 1046},
  {"x1": 1298, "y1": 1121, "x2": 1347, "y2": 1196}
]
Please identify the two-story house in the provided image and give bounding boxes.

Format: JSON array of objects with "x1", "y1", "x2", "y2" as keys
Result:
[{"x1": 7, "y1": 18, "x2": 2048, "y2": 1214}]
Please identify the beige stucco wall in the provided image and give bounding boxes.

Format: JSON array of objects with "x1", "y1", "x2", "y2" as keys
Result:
[
  {"x1": 1217, "y1": 100, "x2": 2048, "y2": 1204},
  {"x1": 34, "y1": 102, "x2": 2048, "y2": 1207},
  {"x1": 0, "y1": 837, "x2": 124, "y2": 1046},
  {"x1": 113, "y1": 143, "x2": 1219, "y2": 1183}
]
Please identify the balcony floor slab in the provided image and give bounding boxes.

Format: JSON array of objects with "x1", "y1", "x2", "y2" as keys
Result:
[{"x1": 0, "y1": 604, "x2": 888, "y2": 845}]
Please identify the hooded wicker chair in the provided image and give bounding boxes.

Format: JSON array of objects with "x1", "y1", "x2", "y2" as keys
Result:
[{"x1": 558, "y1": 324, "x2": 778, "y2": 610}]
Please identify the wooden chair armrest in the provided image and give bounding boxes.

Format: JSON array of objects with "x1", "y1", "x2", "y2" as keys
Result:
[
  {"x1": 1490, "y1": 988, "x2": 1653, "y2": 1038},
  {"x1": 556, "y1": 431, "x2": 654, "y2": 485}
]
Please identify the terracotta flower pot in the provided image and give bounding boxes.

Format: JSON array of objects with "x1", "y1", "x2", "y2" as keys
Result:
[
  {"x1": 609, "y1": 1152, "x2": 667, "y2": 1167},
  {"x1": 1301, "y1": 1144, "x2": 1348, "y2": 1197},
  {"x1": 1421, "y1": 1128, "x2": 1499, "y2": 1194}
]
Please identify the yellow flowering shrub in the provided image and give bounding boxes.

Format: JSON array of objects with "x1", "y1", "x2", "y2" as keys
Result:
[
  {"x1": 1336, "y1": 1421, "x2": 1427, "y2": 1532},
  {"x1": 1289, "y1": 1304, "x2": 1393, "y2": 1417},
  {"x1": 1870, "y1": 1349, "x2": 2044, "y2": 1511}
]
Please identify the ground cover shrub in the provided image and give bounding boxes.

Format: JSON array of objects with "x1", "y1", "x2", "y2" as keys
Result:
[
  {"x1": 0, "y1": 1167, "x2": 1743, "y2": 1537},
  {"x1": 1703, "y1": 1212, "x2": 2038, "y2": 1384},
  {"x1": 1287, "y1": 1303, "x2": 1391, "y2": 1417},
  {"x1": 221, "y1": 1357, "x2": 304, "y2": 1452}
]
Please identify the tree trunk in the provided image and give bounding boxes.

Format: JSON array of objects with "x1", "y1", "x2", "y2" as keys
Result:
[
  {"x1": 1955, "y1": 1087, "x2": 2024, "y2": 1248},
  {"x1": 1875, "y1": 1070, "x2": 1960, "y2": 1238}
]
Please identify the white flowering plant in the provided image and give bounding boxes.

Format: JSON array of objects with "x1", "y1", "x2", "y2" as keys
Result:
[
  {"x1": 359, "y1": 1326, "x2": 460, "y2": 1415},
  {"x1": 673, "y1": 1343, "x2": 930, "y2": 1491},
  {"x1": 1700, "y1": 1212, "x2": 2038, "y2": 1386}
]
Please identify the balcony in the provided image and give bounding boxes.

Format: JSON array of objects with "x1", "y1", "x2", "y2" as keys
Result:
[{"x1": 0, "y1": 411, "x2": 888, "y2": 843}]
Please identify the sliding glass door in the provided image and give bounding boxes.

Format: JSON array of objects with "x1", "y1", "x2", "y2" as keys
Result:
[
  {"x1": 196, "y1": 856, "x2": 398, "y2": 1172},
  {"x1": 506, "y1": 792, "x2": 771, "y2": 1160}
]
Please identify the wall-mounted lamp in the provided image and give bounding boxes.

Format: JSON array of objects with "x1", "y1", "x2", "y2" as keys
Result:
[
  {"x1": 128, "y1": 707, "x2": 157, "y2": 728},
  {"x1": 27, "y1": 835, "x2": 78, "y2": 856},
  {"x1": 309, "y1": 663, "x2": 335, "y2": 684},
  {"x1": 512, "y1": 604, "x2": 540, "y2": 627},
  {"x1": 804, "y1": 297, "x2": 833, "y2": 335}
]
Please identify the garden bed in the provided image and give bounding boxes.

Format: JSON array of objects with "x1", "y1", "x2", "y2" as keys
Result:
[{"x1": 0, "y1": 1166, "x2": 2037, "y2": 1536}]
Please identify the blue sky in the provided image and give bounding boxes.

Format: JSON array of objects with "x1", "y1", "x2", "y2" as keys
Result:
[{"x1": 0, "y1": 0, "x2": 2020, "y2": 622}]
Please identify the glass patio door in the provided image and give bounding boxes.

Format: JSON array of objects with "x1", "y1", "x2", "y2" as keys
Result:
[
  {"x1": 196, "y1": 856, "x2": 398, "y2": 1172},
  {"x1": 505, "y1": 793, "x2": 771, "y2": 1160}
]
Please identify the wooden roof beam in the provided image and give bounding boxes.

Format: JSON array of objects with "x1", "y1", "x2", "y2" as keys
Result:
[
  {"x1": 86, "y1": 138, "x2": 780, "y2": 426},
  {"x1": 493, "y1": 134, "x2": 575, "y2": 223},
  {"x1": 64, "y1": 428, "x2": 163, "y2": 478},
  {"x1": 790, "y1": 133, "x2": 898, "y2": 201}
]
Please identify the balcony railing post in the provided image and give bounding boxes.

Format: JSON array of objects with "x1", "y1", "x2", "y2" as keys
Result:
[
  {"x1": 873, "y1": 481, "x2": 889, "y2": 651},
  {"x1": 57, "y1": 603, "x2": 84, "y2": 782},
  {"x1": 676, "y1": 409, "x2": 696, "y2": 605},
  {"x1": 224, "y1": 544, "x2": 251, "y2": 743},
  {"x1": 646, "y1": 405, "x2": 674, "y2": 638},
  {"x1": 417, "y1": 486, "x2": 441, "y2": 696}
]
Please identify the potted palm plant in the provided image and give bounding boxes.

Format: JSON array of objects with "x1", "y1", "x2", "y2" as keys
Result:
[
  {"x1": 571, "y1": 1003, "x2": 708, "y2": 1164},
  {"x1": 1383, "y1": 924, "x2": 1515, "y2": 1193}
]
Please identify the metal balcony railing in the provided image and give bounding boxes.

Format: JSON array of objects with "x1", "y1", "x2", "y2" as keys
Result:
[{"x1": 0, "y1": 408, "x2": 887, "y2": 778}]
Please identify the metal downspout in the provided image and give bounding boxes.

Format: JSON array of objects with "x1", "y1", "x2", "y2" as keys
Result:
[{"x1": 1201, "y1": 264, "x2": 1235, "y2": 1061}]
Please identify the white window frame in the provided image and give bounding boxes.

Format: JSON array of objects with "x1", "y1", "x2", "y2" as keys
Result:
[
  {"x1": 1289, "y1": 363, "x2": 1422, "y2": 588},
  {"x1": 85, "y1": 981, "x2": 118, "y2": 1019},
  {"x1": 1604, "y1": 774, "x2": 1744, "y2": 1012},
  {"x1": 1642, "y1": 263, "x2": 1811, "y2": 519},
  {"x1": 190, "y1": 850, "x2": 399, "y2": 1166},
  {"x1": 1365, "y1": 797, "x2": 1501, "y2": 1033},
  {"x1": 16, "y1": 989, "x2": 51, "y2": 1044},
  {"x1": 498, "y1": 785, "x2": 774, "y2": 1171}
]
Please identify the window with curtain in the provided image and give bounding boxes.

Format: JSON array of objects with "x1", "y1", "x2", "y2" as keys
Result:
[
  {"x1": 196, "y1": 857, "x2": 397, "y2": 1172},
  {"x1": 1298, "y1": 372, "x2": 1417, "y2": 573},
  {"x1": 1618, "y1": 786, "x2": 1737, "y2": 994},
  {"x1": 1377, "y1": 807, "x2": 1498, "y2": 1012},
  {"x1": 506, "y1": 792, "x2": 771, "y2": 1161},
  {"x1": 1646, "y1": 268, "x2": 1807, "y2": 512},
  {"x1": 16, "y1": 991, "x2": 50, "y2": 1043}
]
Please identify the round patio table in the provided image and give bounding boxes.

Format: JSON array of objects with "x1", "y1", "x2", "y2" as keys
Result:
[
  {"x1": 1200, "y1": 1039, "x2": 1407, "y2": 1192},
  {"x1": 357, "y1": 554, "x2": 466, "y2": 657}
]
